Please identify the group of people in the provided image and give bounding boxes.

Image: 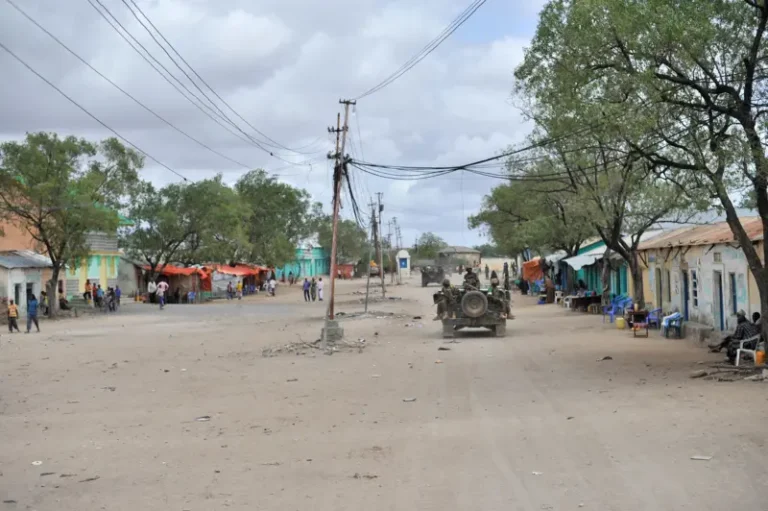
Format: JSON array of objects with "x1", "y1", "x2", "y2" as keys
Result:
[
  {"x1": 302, "y1": 277, "x2": 324, "y2": 302},
  {"x1": 6, "y1": 293, "x2": 41, "y2": 334},
  {"x1": 146, "y1": 280, "x2": 170, "y2": 309},
  {"x1": 84, "y1": 280, "x2": 122, "y2": 311}
]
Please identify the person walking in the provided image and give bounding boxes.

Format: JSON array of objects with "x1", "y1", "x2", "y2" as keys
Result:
[
  {"x1": 302, "y1": 278, "x2": 311, "y2": 302},
  {"x1": 7, "y1": 299, "x2": 20, "y2": 333},
  {"x1": 317, "y1": 277, "x2": 324, "y2": 301},
  {"x1": 156, "y1": 280, "x2": 169, "y2": 309},
  {"x1": 25, "y1": 294, "x2": 41, "y2": 333},
  {"x1": 147, "y1": 280, "x2": 157, "y2": 304},
  {"x1": 269, "y1": 276, "x2": 277, "y2": 296},
  {"x1": 84, "y1": 280, "x2": 93, "y2": 305},
  {"x1": 484, "y1": 264, "x2": 490, "y2": 280},
  {"x1": 236, "y1": 280, "x2": 243, "y2": 300},
  {"x1": 310, "y1": 278, "x2": 317, "y2": 302},
  {"x1": 226, "y1": 281, "x2": 233, "y2": 300},
  {"x1": 95, "y1": 285, "x2": 104, "y2": 309},
  {"x1": 115, "y1": 286, "x2": 121, "y2": 308}
]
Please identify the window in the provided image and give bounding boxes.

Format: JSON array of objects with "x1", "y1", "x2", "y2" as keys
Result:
[
  {"x1": 714, "y1": 252, "x2": 722, "y2": 263},
  {"x1": 666, "y1": 270, "x2": 672, "y2": 302},
  {"x1": 691, "y1": 270, "x2": 699, "y2": 307},
  {"x1": 730, "y1": 273, "x2": 738, "y2": 315}
]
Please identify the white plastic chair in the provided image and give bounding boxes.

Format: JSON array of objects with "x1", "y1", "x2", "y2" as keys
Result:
[
  {"x1": 735, "y1": 334, "x2": 761, "y2": 367},
  {"x1": 555, "y1": 291, "x2": 564, "y2": 305}
]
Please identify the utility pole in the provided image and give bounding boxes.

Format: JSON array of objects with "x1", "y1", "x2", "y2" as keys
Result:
[
  {"x1": 322, "y1": 99, "x2": 354, "y2": 346},
  {"x1": 387, "y1": 220, "x2": 394, "y2": 285},
  {"x1": 363, "y1": 201, "x2": 376, "y2": 312},
  {"x1": 376, "y1": 192, "x2": 386, "y2": 297}
]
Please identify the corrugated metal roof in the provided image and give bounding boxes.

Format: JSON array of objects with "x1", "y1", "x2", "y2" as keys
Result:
[
  {"x1": 439, "y1": 246, "x2": 481, "y2": 254},
  {"x1": 563, "y1": 231, "x2": 665, "y2": 270},
  {"x1": 638, "y1": 218, "x2": 764, "y2": 250},
  {"x1": 0, "y1": 250, "x2": 53, "y2": 269}
]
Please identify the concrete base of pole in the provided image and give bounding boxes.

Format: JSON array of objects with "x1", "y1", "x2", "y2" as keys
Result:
[{"x1": 321, "y1": 319, "x2": 344, "y2": 344}]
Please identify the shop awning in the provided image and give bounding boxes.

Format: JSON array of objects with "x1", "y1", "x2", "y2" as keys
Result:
[{"x1": 562, "y1": 254, "x2": 602, "y2": 271}]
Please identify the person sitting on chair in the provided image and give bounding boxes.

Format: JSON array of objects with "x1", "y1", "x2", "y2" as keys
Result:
[{"x1": 709, "y1": 310, "x2": 760, "y2": 363}]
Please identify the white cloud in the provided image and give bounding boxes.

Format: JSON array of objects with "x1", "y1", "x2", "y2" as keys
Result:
[{"x1": 0, "y1": 0, "x2": 541, "y2": 245}]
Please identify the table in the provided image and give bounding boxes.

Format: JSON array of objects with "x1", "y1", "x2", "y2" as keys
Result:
[
  {"x1": 629, "y1": 310, "x2": 649, "y2": 337},
  {"x1": 569, "y1": 295, "x2": 602, "y2": 313}
]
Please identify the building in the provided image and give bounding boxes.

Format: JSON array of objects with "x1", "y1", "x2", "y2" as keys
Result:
[
  {"x1": 117, "y1": 256, "x2": 144, "y2": 297},
  {"x1": 0, "y1": 212, "x2": 132, "y2": 299},
  {"x1": 438, "y1": 246, "x2": 482, "y2": 267},
  {"x1": 0, "y1": 250, "x2": 53, "y2": 316},
  {"x1": 276, "y1": 242, "x2": 330, "y2": 279},
  {"x1": 637, "y1": 218, "x2": 762, "y2": 332}
]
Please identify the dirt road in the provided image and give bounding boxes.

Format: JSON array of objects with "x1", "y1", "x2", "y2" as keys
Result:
[{"x1": 2, "y1": 275, "x2": 767, "y2": 510}]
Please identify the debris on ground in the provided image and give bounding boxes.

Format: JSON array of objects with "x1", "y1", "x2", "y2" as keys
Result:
[
  {"x1": 286, "y1": 378, "x2": 298, "y2": 382},
  {"x1": 690, "y1": 455, "x2": 713, "y2": 461},
  {"x1": 262, "y1": 335, "x2": 368, "y2": 357},
  {"x1": 353, "y1": 472, "x2": 378, "y2": 479},
  {"x1": 31, "y1": 461, "x2": 42, "y2": 466},
  {"x1": 567, "y1": 416, "x2": 575, "y2": 420},
  {"x1": 689, "y1": 370, "x2": 709, "y2": 379},
  {"x1": 3, "y1": 501, "x2": 17, "y2": 504},
  {"x1": 195, "y1": 416, "x2": 211, "y2": 422},
  {"x1": 598, "y1": 356, "x2": 613, "y2": 361},
  {"x1": 438, "y1": 347, "x2": 451, "y2": 351},
  {"x1": 698, "y1": 364, "x2": 765, "y2": 381},
  {"x1": 261, "y1": 462, "x2": 281, "y2": 466},
  {"x1": 78, "y1": 476, "x2": 100, "y2": 483},
  {"x1": 40, "y1": 472, "x2": 55, "y2": 477},
  {"x1": 101, "y1": 386, "x2": 116, "y2": 392},
  {"x1": 435, "y1": 359, "x2": 443, "y2": 364},
  {"x1": 532, "y1": 471, "x2": 543, "y2": 476},
  {"x1": 413, "y1": 316, "x2": 422, "y2": 320},
  {"x1": 402, "y1": 397, "x2": 417, "y2": 403}
]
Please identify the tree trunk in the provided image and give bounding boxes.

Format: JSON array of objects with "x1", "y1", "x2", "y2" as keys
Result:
[
  {"x1": 629, "y1": 250, "x2": 644, "y2": 310},
  {"x1": 600, "y1": 249, "x2": 611, "y2": 306},
  {"x1": 46, "y1": 265, "x2": 61, "y2": 318}
]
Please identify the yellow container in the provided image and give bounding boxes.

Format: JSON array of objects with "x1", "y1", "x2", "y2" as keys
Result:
[
  {"x1": 756, "y1": 350, "x2": 765, "y2": 366},
  {"x1": 616, "y1": 317, "x2": 626, "y2": 330}
]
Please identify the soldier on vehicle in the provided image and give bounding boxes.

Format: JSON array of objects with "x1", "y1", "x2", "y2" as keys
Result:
[
  {"x1": 463, "y1": 267, "x2": 480, "y2": 288},
  {"x1": 433, "y1": 278, "x2": 455, "y2": 321}
]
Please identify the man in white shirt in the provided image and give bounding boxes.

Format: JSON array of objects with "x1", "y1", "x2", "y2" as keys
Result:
[
  {"x1": 268, "y1": 277, "x2": 276, "y2": 296},
  {"x1": 317, "y1": 278, "x2": 324, "y2": 301},
  {"x1": 147, "y1": 280, "x2": 157, "y2": 303},
  {"x1": 156, "y1": 280, "x2": 169, "y2": 309}
]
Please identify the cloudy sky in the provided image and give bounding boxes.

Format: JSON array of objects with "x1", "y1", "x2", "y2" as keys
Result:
[{"x1": 0, "y1": 0, "x2": 545, "y2": 247}]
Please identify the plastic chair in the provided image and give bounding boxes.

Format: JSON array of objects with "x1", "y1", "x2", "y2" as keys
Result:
[
  {"x1": 735, "y1": 334, "x2": 762, "y2": 366},
  {"x1": 647, "y1": 308, "x2": 662, "y2": 329},
  {"x1": 602, "y1": 295, "x2": 622, "y2": 323}
]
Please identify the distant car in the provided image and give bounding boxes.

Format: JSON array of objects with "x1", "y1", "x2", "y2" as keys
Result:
[
  {"x1": 369, "y1": 265, "x2": 380, "y2": 276},
  {"x1": 421, "y1": 265, "x2": 445, "y2": 287}
]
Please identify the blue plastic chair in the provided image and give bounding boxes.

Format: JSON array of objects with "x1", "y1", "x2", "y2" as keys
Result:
[
  {"x1": 604, "y1": 296, "x2": 629, "y2": 323},
  {"x1": 647, "y1": 308, "x2": 662, "y2": 329},
  {"x1": 602, "y1": 295, "x2": 621, "y2": 323}
]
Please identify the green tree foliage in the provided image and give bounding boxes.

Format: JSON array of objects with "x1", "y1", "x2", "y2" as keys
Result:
[
  {"x1": 0, "y1": 132, "x2": 141, "y2": 315},
  {"x1": 469, "y1": 161, "x2": 595, "y2": 258},
  {"x1": 235, "y1": 170, "x2": 314, "y2": 267},
  {"x1": 316, "y1": 216, "x2": 370, "y2": 263},
  {"x1": 414, "y1": 232, "x2": 448, "y2": 260}
]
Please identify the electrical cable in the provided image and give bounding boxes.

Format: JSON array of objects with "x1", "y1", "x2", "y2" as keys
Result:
[
  {"x1": 4, "y1": 0, "x2": 252, "y2": 170},
  {"x1": 354, "y1": 0, "x2": 487, "y2": 100},
  {"x1": 123, "y1": 0, "x2": 322, "y2": 157},
  {"x1": 0, "y1": 38, "x2": 189, "y2": 181}
]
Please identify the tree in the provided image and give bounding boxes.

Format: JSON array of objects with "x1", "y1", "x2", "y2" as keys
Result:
[
  {"x1": 0, "y1": 133, "x2": 141, "y2": 316},
  {"x1": 469, "y1": 161, "x2": 595, "y2": 258},
  {"x1": 175, "y1": 176, "x2": 249, "y2": 265},
  {"x1": 121, "y1": 182, "x2": 194, "y2": 279},
  {"x1": 235, "y1": 170, "x2": 314, "y2": 267},
  {"x1": 414, "y1": 232, "x2": 447, "y2": 260},
  {"x1": 316, "y1": 216, "x2": 370, "y2": 263}
]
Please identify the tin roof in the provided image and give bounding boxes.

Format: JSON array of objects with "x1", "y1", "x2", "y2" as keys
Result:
[
  {"x1": 638, "y1": 218, "x2": 764, "y2": 250},
  {"x1": 0, "y1": 250, "x2": 53, "y2": 269},
  {"x1": 439, "y1": 246, "x2": 481, "y2": 254}
]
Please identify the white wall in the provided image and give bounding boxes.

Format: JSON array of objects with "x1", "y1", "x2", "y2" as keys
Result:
[{"x1": 646, "y1": 244, "x2": 752, "y2": 330}]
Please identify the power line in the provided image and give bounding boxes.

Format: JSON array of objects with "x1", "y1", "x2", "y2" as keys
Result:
[
  {"x1": 354, "y1": 0, "x2": 487, "y2": 100},
  {"x1": 123, "y1": 0, "x2": 319, "y2": 157},
  {"x1": 0, "y1": 38, "x2": 189, "y2": 181},
  {"x1": 4, "y1": 0, "x2": 252, "y2": 170},
  {"x1": 89, "y1": 0, "x2": 320, "y2": 168}
]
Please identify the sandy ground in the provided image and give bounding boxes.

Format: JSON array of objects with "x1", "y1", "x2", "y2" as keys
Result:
[{"x1": 2, "y1": 273, "x2": 768, "y2": 510}]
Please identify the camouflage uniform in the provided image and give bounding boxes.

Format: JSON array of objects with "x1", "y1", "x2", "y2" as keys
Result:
[
  {"x1": 434, "y1": 279, "x2": 455, "y2": 320},
  {"x1": 464, "y1": 269, "x2": 480, "y2": 288}
]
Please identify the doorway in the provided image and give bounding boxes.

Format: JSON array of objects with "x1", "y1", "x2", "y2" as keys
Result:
[
  {"x1": 714, "y1": 271, "x2": 725, "y2": 331},
  {"x1": 682, "y1": 271, "x2": 690, "y2": 320},
  {"x1": 14, "y1": 283, "x2": 21, "y2": 306},
  {"x1": 655, "y1": 268, "x2": 662, "y2": 308}
]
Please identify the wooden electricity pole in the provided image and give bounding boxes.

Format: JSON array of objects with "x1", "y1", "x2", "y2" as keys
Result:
[
  {"x1": 376, "y1": 192, "x2": 386, "y2": 297},
  {"x1": 326, "y1": 99, "x2": 354, "y2": 322}
]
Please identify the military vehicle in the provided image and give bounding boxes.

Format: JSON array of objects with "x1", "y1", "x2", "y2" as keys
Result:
[
  {"x1": 421, "y1": 264, "x2": 446, "y2": 287},
  {"x1": 433, "y1": 279, "x2": 511, "y2": 338}
]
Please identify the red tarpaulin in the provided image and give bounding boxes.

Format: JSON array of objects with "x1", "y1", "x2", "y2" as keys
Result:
[
  {"x1": 522, "y1": 257, "x2": 544, "y2": 282},
  {"x1": 144, "y1": 264, "x2": 209, "y2": 277}
]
